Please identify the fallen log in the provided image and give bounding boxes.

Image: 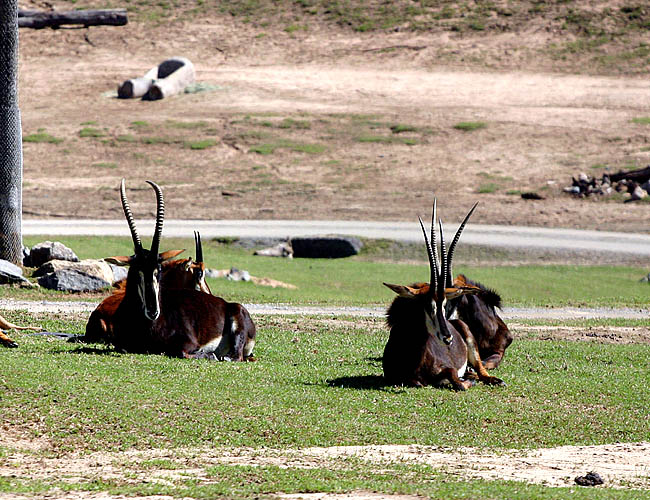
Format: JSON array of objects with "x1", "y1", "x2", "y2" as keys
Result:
[
  {"x1": 607, "y1": 165, "x2": 650, "y2": 184},
  {"x1": 18, "y1": 9, "x2": 127, "y2": 29}
]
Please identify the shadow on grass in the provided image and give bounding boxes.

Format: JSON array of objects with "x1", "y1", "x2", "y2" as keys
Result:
[
  {"x1": 69, "y1": 346, "x2": 121, "y2": 356},
  {"x1": 326, "y1": 374, "x2": 405, "y2": 393}
]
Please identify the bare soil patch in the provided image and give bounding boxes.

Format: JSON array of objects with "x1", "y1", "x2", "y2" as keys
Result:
[
  {"x1": 511, "y1": 323, "x2": 650, "y2": 344},
  {"x1": 16, "y1": 3, "x2": 650, "y2": 233},
  {"x1": 1, "y1": 430, "x2": 648, "y2": 493}
]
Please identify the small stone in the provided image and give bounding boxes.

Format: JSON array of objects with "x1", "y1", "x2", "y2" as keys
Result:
[{"x1": 575, "y1": 471, "x2": 604, "y2": 487}]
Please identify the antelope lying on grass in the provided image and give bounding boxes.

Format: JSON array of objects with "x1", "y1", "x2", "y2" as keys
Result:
[
  {"x1": 84, "y1": 248, "x2": 182, "y2": 344},
  {"x1": 382, "y1": 200, "x2": 505, "y2": 390},
  {"x1": 91, "y1": 179, "x2": 255, "y2": 360},
  {"x1": 438, "y1": 221, "x2": 513, "y2": 371},
  {"x1": 447, "y1": 274, "x2": 513, "y2": 370},
  {"x1": 0, "y1": 314, "x2": 43, "y2": 348},
  {"x1": 84, "y1": 231, "x2": 213, "y2": 345}
]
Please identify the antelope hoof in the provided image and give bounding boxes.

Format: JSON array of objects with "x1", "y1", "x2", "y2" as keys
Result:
[
  {"x1": 487, "y1": 376, "x2": 506, "y2": 386},
  {"x1": 1, "y1": 340, "x2": 18, "y2": 348}
]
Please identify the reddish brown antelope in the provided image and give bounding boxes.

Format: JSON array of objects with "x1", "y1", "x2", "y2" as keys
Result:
[
  {"x1": 447, "y1": 274, "x2": 513, "y2": 370},
  {"x1": 382, "y1": 200, "x2": 505, "y2": 390},
  {"x1": 99, "y1": 179, "x2": 256, "y2": 360},
  {"x1": 0, "y1": 314, "x2": 43, "y2": 348}
]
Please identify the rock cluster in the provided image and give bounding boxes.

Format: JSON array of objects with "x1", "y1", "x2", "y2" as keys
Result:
[{"x1": 564, "y1": 166, "x2": 650, "y2": 202}]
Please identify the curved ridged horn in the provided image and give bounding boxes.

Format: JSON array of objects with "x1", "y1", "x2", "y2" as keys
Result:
[
  {"x1": 430, "y1": 199, "x2": 439, "y2": 290},
  {"x1": 194, "y1": 231, "x2": 203, "y2": 263},
  {"x1": 438, "y1": 218, "x2": 447, "y2": 297},
  {"x1": 146, "y1": 180, "x2": 165, "y2": 257},
  {"x1": 445, "y1": 202, "x2": 478, "y2": 287},
  {"x1": 418, "y1": 215, "x2": 438, "y2": 294},
  {"x1": 120, "y1": 179, "x2": 142, "y2": 253}
]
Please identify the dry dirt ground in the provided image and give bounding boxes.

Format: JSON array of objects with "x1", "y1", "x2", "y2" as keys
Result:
[
  {"x1": 1, "y1": 430, "x2": 649, "y2": 497},
  {"x1": 16, "y1": 5, "x2": 650, "y2": 232}
]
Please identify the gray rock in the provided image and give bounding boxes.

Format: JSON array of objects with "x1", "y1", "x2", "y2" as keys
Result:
[
  {"x1": 232, "y1": 237, "x2": 288, "y2": 250},
  {"x1": 30, "y1": 241, "x2": 79, "y2": 268},
  {"x1": 33, "y1": 259, "x2": 115, "y2": 285},
  {"x1": 37, "y1": 269, "x2": 110, "y2": 292},
  {"x1": 290, "y1": 236, "x2": 363, "y2": 259},
  {"x1": 226, "y1": 267, "x2": 250, "y2": 282},
  {"x1": 22, "y1": 246, "x2": 31, "y2": 267},
  {"x1": 109, "y1": 264, "x2": 128, "y2": 284},
  {"x1": 254, "y1": 241, "x2": 293, "y2": 258},
  {"x1": 205, "y1": 268, "x2": 224, "y2": 279},
  {"x1": 0, "y1": 259, "x2": 30, "y2": 285}
]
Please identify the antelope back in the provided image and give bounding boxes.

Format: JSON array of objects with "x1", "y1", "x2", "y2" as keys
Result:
[{"x1": 451, "y1": 274, "x2": 513, "y2": 368}]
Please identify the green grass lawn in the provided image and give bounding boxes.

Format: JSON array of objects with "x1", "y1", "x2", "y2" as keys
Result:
[
  {"x1": 17, "y1": 235, "x2": 650, "y2": 309},
  {"x1": 1, "y1": 313, "x2": 649, "y2": 498}
]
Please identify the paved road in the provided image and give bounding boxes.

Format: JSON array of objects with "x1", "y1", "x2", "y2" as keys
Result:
[{"x1": 23, "y1": 219, "x2": 650, "y2": 256}]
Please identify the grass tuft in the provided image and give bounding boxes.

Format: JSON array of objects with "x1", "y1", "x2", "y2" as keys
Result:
[
  {"x1": 454, "y1": 121, "x2": 487, "y2": 132},
  {"x1": 23, "y1": 130, "x2": 63, "y2": 144}
]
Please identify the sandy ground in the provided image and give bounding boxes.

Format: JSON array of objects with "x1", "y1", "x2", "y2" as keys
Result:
[{"x1": 1, "y1": 429, "x2": 648, "y2": 495}]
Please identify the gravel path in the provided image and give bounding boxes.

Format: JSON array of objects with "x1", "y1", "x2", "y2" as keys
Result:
[{"x1": 1, "y1": 299, "x2": 647, "y2": 320}]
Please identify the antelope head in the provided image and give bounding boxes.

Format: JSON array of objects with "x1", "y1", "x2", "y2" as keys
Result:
[
  {"x1": 106, "y1": 179, "x2": 168, "y2": 322},
  {"x1": 384, "y1": 199, "x2": 478, "y2": 346}
]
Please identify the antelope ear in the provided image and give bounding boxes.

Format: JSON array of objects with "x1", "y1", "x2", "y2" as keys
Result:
[
  {"x1": 104, "y1": 255, "x2": 133, "y2": 266},
  {"x1": 453, "y1": 274, "x2": 468, "y2": 287},
  {"x1": 160, "y1": 249, "x2": 185, "y2": 261},
  {"x1": 445, "y1": 284, "x2": 481, "y2": 299},
  {"x1": 383, "y1": 283, "x2": 421, "y2": 298}
]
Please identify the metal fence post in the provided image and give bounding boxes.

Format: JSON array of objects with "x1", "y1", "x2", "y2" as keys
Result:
[{"x1": 0, "y1": 0, "x2": 23, "y2": 265}]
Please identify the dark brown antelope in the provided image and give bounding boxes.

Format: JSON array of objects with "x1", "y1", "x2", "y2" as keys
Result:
[
  {"x1": 83, "y1": 247, "x2": 186, "y2": 344},
  {"x1": 98, "y1": 179, "x2": 255, "y2": 360},
  {"x1": 382, "y1": 200, "x2": 505, "y2": 390},
  {"x1": 438, "y1": 217, "x2": 513, "y2": 371},
  {"x1": 446, "y1": 274, "x2": 513, "y2": 370},
  {"x1": 0, "y1": 314, "x2": 43, "y2": 348}
]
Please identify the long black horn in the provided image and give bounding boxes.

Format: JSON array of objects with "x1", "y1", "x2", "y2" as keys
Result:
[
  {"x1": 430, "y1": 199, "x2": 439, "y2": 287},
  {"x1": 120, "y1": 179, "x2": 142, "y2": 253},
  {"x1": 146, "y1": 180, "x2": 165, "y2": 256},
  {"x1": 194, "y1": 231, "x2": 203, "y2": 263},
  {"x1": 445, "y1": 202, "x2": 478, "y2": 287},
  {"x1": 418, "y1": 216, "x2": 438, "y2": 293},
  {"x1": 438, "y1": 218, "x2": 447, "y2": 297}
]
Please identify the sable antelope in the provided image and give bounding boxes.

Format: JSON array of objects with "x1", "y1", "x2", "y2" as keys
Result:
[
  {"x1": 83, "y1": 248, "x2": 187, "y2": 344},
  {"x1": 0, "y1": 313, "x2": 42, "y2": 348},
  {"x1": 99, "y1": 179, "x2": 255, "y2": 360},
  {"x1": 446, "y1": 274, "x2": 512, "y2": 370},
  {"x1": 436, "y1": 215, "x2": 513, "y2": 371},
  {"x1": 382, "y1": 200, "x2": 504, "y2": 390},
  {"x1": 84, "y1": 231, "x2": 211, "y2": 344}
]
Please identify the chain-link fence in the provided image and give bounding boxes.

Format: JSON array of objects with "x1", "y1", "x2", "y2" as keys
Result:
[{"x1": 0, "y1": 1, "x2": 23, "y2": 265}]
